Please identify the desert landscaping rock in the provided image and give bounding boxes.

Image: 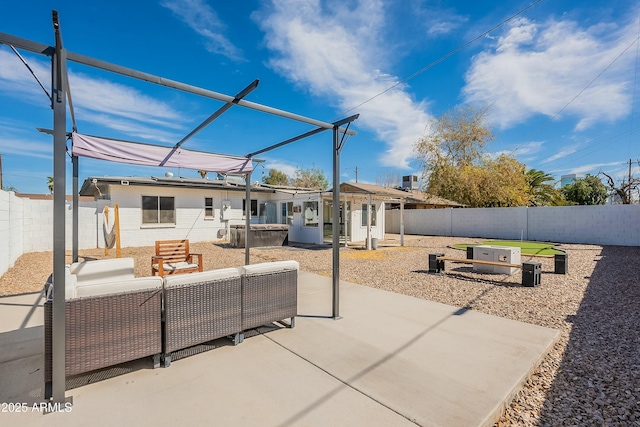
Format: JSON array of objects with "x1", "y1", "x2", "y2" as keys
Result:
[{"x1": 1, "y1": 235, "x2": 638, "y2": 426}]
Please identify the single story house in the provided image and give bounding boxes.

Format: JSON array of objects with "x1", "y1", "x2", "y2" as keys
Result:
[
  {"x1": 79, "y1": 176, "x2": 462, "y2": 248},
  {"x1": 79, "y1": 175, "x2": 322, "y2": 247}
]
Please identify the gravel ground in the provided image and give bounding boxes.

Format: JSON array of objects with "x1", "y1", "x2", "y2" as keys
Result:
[{"x1": 1, "y1": 235, "x2": 638, "y2": 426}]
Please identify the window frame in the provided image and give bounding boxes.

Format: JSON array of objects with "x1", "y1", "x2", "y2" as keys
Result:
[
  {"x1": 303, "y1": 201, "x2": 319, "y2": 227},
  {"x1": 204, "y1": 197, "x2": 214, "y2": 219},
  {"x1": 242, "y1": 199, "x2": 258, "y2": 217},
  {"x1": 281, "y1": 201, "x2": 293, "y2": 225},
  {"x1": 361, "y1": 203, "x2": 377, "y2": 227},
  {"x1": 142, "y1": 195, "x2": 175, "y2": 225}
]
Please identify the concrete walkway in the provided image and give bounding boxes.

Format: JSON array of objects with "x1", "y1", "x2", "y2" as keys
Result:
[{"x1": 0, "y1": 272, "x2": 559, "y2": 426}]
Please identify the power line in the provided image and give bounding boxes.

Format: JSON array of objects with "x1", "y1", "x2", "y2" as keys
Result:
[
  {"x1": 336, "y1": 0, "x2": 544, "y2": 118},
  {"x1": 543, "y1": 126, "x2": 638, "y2": 171},
  {"x1": 629, "y1": 15, "x2": 640, "y2": 158},
  {"x1": 537, "y1": 120, "x2": 638, "y2": 167},
  {"x1": 511, "y1": 33, "x2": 640, "y2": 158}
]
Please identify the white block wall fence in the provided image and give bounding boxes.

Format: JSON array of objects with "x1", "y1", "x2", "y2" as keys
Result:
[
  {"x1": 4, "y1": 186, "x2": 640, "y2": 278},
  {"x1": 0, "y1": 189, "x2": 104, "y2": 277},
  {"x1": 386, "y1": 205, "x2": 640, "y2": 246}
]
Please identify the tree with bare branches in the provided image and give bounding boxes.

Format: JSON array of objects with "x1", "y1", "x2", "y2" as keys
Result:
[{"x1": 599, "y1": 171, "x2": 640, "y2": 204}]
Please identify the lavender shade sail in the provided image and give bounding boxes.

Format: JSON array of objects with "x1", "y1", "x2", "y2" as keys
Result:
[{"x1": 72, "y1": 133, "x2": 253, "y2": 174}]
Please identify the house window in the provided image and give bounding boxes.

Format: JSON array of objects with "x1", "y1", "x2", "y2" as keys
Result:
[
  {"x1": 361, "y1": 204, "x2": 376, "y2": 227},
  {"x1": 242, "y1": 199, "x2": 258, "y2": 217},
  {"x1": 281, "y1": 202, "x2": 293, "y2": 225},
  {"x1": 205, "y1": 197, "x2": 214, "y2": 218},
  {"x1": 303, "y1": 201, "x2": 319, "y2": 227},
  {"x1": 142, "y1": 196, "x2": 175, "y2": 224}
]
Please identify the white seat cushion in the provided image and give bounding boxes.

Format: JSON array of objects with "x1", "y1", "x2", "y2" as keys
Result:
[
  {"x1": 240, "y1": 261, "x2": 299, "y2": 276},
  {"x1": 70, "y1": 258, "x2": 135, "y2": 287},
  {"x1": 75, "y1": 276, "x2": 163, "y2": 298},
  {"x1": 45, "y1": 272, "x2": 77, "y2": 300},
  {"x1": 153, "y1": 261, "x2": 199, "y2": 272},
  {"x1": 164, "y1": 268, "x2": 241, "y2": 288}
]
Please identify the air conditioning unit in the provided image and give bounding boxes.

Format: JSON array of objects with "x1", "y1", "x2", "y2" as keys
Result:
[{"x1": 402, "y1": 175, "x2": 418, "y2": 190}]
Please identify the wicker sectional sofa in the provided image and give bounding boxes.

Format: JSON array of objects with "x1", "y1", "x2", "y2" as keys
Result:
[
  {"x1": 44, "y1": 258, "x2": 163, "y2": 399},
  {"x1": 241, "y1": 261, "x2": 298, "y2": 332},
  {"x1": 44, "y1": 258, "x2": 298, "y2": 391},
  {"x1": 162, "y1": 268, "x2": 242, "y2": 367}
]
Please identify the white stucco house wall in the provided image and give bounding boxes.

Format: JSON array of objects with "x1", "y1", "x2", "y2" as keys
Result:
[
  {"x1": 79, "y1": 176, "x2": 391, "y2": 247},
  {"x1": 79, "y1": 176, "x2": 324, "y2": 246}
]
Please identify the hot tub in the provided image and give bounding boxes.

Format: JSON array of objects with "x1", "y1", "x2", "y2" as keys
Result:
[{"x1": 229, "y1": 224, "x2": 289, "y2": 248}]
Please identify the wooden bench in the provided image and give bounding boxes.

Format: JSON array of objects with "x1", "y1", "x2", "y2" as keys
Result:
[
  {"x1": 152, "y1": 240, "x2": 203, "y2": 277},
  {"x1": 436, "y1": 257, "x2": 522, "y2": 270},
  {"x1": 429, "y1": 253, "x2": 542, "y2": 286}
]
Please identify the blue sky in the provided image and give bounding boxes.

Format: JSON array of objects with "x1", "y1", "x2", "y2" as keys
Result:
[{"x1": 0, "y1": 0, "x2": 639, "y2": 194}]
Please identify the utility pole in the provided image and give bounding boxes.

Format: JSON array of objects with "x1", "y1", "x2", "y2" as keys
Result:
[
  {"x1": 628, "y1": 158, "x2": 632, "y2": 203},
  {"x1": 0, "y1": 154, "x2": 3, "y2": 190},
  {"x1": 354, "y1": 166, "x2": 358, "y2": 183}
]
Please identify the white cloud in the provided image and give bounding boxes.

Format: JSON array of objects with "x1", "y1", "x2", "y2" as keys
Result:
[
  {"x1": 255, "y1": 0, "x2": 433, "y2": 169},
  {"x1": 508, "y1": 140, "x2": 545, "y2": 156},
  {"x1": 262, "y1": 160, "x2": 298, "y2": 178},
  {"x1": 544, "y1": 143, "x2": 581, "y2": 163},
  {"x1": 463, "y1": 16, "x2": 638, "y2": 130},
  {"x1": 78, "y1": 112, "x2": 181, "y2": 144},
  {"x1": 555, "y1": 161, "x2": 621, "y2": 176},
  {"x1": 161, "y1": 0, "x2": 245, "y2": 62},
  {"x1": 0, "y1": 136, "x2": 52, "y2": 159},
  {"x1": 69, "y1": 72, "x2": 184, "y2": 126},
  {"x1": 0, "y1": 48, "x2": 187, "y2": 139},
  {"x1": 411, "y1": 2, "x2": 468, "y2": 37}
]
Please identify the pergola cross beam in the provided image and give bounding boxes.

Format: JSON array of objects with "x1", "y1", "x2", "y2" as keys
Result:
[
  {"x1": 160, "y1": 79, "x2": 260, "y2": 166},
  {"x1": 246, "y1": 114, "x2": 359, "y2": 158}
]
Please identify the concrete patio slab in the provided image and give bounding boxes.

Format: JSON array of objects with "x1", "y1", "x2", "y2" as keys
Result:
[{"x1": 0, "y1": 272, "x2": 559, "y2": 426}]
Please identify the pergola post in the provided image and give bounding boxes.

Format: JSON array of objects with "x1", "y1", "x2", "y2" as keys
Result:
[
  {"x1": 400, "y1": 200, "x2": 405, "y2": 247},
  {"x1": 332, "y1": 126, "x2": 340, "y2": 319},
  {"x1": 245, "y1": 171, "x2": 251, "y2": 265},
  {"x1": 51, "y1": 21, "x2": 67, "y2": 403},
  {"x1": 72, "y1": 155, "x2": 78, "y2": 262},
  {"x1": 343, "y1": 194, "x2": 348, "y2": 247},
  {"x1": 366, "y1": 194, "x2": 372, "y2": 250}
]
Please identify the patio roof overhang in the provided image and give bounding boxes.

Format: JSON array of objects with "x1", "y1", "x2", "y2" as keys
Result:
[{"x1": 0, "y1": 11, "x2": 359, "y2": 405}]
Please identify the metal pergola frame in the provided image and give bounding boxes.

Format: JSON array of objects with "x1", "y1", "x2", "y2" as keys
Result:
[{"x1": 0, "y1": 11, "x2": 358, "y2": 405}]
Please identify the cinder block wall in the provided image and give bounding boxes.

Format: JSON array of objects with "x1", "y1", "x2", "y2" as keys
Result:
[
  {"x1": 0, "y1": 191, "x2": 101, "y2": 278},
  {"x1": 451, "y1": 207, "x2": 528, "y2": 240},
  {"x1": 527, "y1": 205, "x2": 640, "y2": 245},
  {"x1": 386, "y1": 205, "x2": 640, "y2": 246},
  {"x1": 0, "y1": 191, "x2": 25, "y2": 276}
]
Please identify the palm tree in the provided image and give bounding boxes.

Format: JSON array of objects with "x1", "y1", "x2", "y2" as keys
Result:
[
  {"x1": 47, "y1": 176, "x2": 54, "y2": 194},
  {"x1": 526, "y1": 169, "x2": 564, "y2": 206}
]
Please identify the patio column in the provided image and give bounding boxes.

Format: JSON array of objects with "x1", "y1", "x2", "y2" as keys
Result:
[
  {"x1": 343, "y1": 194, "x2": 348, "y2": 247},
  {"x1": 245, "y1": 171, "x2": 251, "y2": 265},
  {"x1": 51, "y1": 20, "x2": 68, "y2": 404},
  {"x1": 332, "y1": 126, "x2": 340, "y2": 319},
  {"x1": 400, "y1": 200, "x2": 404, "y2": 247},
  {"x1": 72, "y1": 155, "x2": 78, "y2": 262},
  {"x1": 366, "y1": 194, "x2": 371, "y2": 250}
]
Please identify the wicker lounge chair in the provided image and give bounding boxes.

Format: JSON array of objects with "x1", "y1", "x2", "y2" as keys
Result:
[
  {"x1": 44, "y1": 258, "x2": 163, "y2": 398},
  {"x1": 162, "y1": 269, "x2": 242, "y2": 367}
]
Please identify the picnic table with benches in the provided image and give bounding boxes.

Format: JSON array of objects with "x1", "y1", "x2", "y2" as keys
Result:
[{"x1": 429, "y1": 249, "x2": 547, "y2": 287}]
